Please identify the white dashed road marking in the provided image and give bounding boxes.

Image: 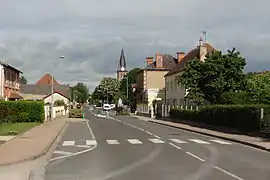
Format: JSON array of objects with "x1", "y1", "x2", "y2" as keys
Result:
[
  {"x1": 62, "y1": 141, "x2": 75, "y2": 146},
  {"x1": 210, "y1": 140, "x2": 232, "y2": 145},
  {"x1": 148, "y1": 139, "x2": 165, "y2": 144},
  {"x1": 170, "y1": 139, "x2": 187, "y2": 144},
  {"x1": 186, "y1": 152, "x2": 205, "y2": 162},
  {"x1": 127, "y1": 139, "x2": 143, "y2": 144},
  {"x1": 189, "y1": 139, "x2": 210, "y2": 144},
  {"x1": 214, "y1": 166, "x2": 244, "y2": 180},
  {"x1": 86, "y1": 140, "x2": 97, "y2": 146},
  {"x1": 106, "y1": 140, "x2": 120, "y2": 144},
  {"x1": 169, "y1": 143, "x2": 182, "y2": 150}
]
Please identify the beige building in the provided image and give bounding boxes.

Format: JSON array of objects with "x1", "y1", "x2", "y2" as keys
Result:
[
  {"x1": 164, "y1": 39, "x2": 216, "y2": 105},
  {"x1": 136, "y1": 52, "x2": 178, "y2": 105}
]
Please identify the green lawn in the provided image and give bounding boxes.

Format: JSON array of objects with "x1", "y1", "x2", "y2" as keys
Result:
[{"x1": 0, "y1": 122, "x2": 41, "y2": 136}]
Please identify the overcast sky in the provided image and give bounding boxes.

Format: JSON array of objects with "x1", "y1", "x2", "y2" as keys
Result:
[{"x1": 0, "y1": 0, "x2": 269, "y2": 91}]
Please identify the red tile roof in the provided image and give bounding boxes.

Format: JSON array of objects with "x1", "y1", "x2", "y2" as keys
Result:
[
  {"x1": 165, "y1": 43, "x2": 216, "y2": 77},
  {"x1": 36, "y1": 73, "x2": 60, "y2": 85}
]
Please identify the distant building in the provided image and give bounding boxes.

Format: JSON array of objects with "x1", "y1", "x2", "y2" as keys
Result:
[
  {"x1": 0, "y1": 62, "x2": 22, "y2": 101},
  {"x1": 136, "y1": 52, "x2": 178, "y2": 105},
  {"x1": 20, "y1": 73, "x2": 70, "y2": 105},
  {"x1": 164, "y1": 39, "x2": 216, "y2": 105},
  {"x1": 117, "y1": 49, "x2": 128, "y2": 80}
]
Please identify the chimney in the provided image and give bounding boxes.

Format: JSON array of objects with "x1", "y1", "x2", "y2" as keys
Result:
[
  {"x1": 156, "y1": 52, "x2": 163, "y2": 68},
  {"x1": 146, "y1": 56, "x2": 153, "y2": 65},
  {"x1": 177, "y1": 52, "x2": 185, "y2": 63}
]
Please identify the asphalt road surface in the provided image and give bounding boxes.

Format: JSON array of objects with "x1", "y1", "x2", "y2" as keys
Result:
[{"x1": 45, "y1": 109, "x2": 270, "y2": 180}]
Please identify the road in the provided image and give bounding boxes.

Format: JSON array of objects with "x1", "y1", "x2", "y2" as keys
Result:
[{"x1": 45, "y1": 109, "x2": 270, "y2": 180}]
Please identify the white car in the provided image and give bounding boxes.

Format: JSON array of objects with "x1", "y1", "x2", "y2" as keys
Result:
[{"x1": 103, "y1": 104, "x2": 111, "y2": 111}]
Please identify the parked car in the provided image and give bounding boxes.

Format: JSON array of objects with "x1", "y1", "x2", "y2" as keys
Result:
[{"x1": 103, "y1": 104, "x2": 111, "y2": 111}]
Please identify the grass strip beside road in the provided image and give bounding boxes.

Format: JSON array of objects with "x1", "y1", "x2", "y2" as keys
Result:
[{"x1": 0, "y1": 122, "x2": 41, "y2": 136}]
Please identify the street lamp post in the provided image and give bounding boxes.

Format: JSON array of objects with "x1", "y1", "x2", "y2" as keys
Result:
[{"x1": 51, "y1": 56, "x2": 64, "y2": 120}]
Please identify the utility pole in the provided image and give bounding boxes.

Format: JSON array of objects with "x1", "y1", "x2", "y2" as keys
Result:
[{"x1": 126, "y1": 77, "x2": 129, "y2": 100}]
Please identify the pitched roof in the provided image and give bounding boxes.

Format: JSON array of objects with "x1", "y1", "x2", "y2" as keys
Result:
[
  {"x1": 20, "y1": 84, "x2": 70, "y2": 99},
  {"x1": 36, "y1": 73, "x2": 60, "y2": 85},
  {"x1": 0, "y1": 61, "x2": 23, "y2": 74},
  {"x1": 145, "y1": 54, "x2": 178, "y2": 70},
  {"x1": 42, "y1": 91, "x2": 69, "y2": 99},
  {"x1": 165, "y1": 43, "x2": 215, "y2": 77},
  {"x1": 118, "y1": 48, "x2": 127, "y2": 71}
]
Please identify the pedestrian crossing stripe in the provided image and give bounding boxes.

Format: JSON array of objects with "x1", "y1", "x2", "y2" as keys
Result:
[
  {"x1": 189, "y1": 139, "x2": 210, "y2": 144},
  {"x1": 86, "y1": 140, "x2": 97, "y2": 146},
  {"x1": 148, "y1": 139, "x2": 165, "y2": 143},
  {"x1": 170, "y1": 139, "x2": 187, "y2": 144},
  {"x1": 61, "y1": 138, "x2": 232, "y2": 146},
  {"x1": 62, "y1": 141, "x2": 75, "y2": 146},
  {"x1": 210, "y1": 140, "x2": 232, "y2": 145},
  {"x1": 127, "y1": 139, "x2": 143, "y2": 144},
  {"x1": 106, "y1": 140, "x2": 120, "y2": 144}
]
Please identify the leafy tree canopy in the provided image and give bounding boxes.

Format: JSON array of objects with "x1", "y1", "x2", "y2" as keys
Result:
[
  {"x1": 92, "y1": 77, "x2": 120, "y2": 103},
  {"x1": 246, "y1": 72, "x2": 270, "y2": 104},
  {"x1": 72, "y1": 83, "x2": 89, "y2": 103},
  {"x1": 119, "y1": 68, "x2": 141, "y2": 100},
  {"x1": 20, "y1": 76, "x2": 27, "y2": 84},
  {"x1": 178, "y1": 48, "x2": 246, "y2": 104}
]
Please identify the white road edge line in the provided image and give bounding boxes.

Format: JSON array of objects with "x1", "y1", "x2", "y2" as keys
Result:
[
  {"x1": 50, "y1": 119, "x2": 98, "y2": 162},
  {"x1": 169, "y1": 143, "x2": 182, "y2": 150},
  {"x1": 86, "y1": 119, "x2": 96, "y2": 140},
  {"x1": 185, "y1": 152, "x2": 205, "y2": 162},
  {"x1": 214, "y1": 166, "x2": 244, "y2": 180}
]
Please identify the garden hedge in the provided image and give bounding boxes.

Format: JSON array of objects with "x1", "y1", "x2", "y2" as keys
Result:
[
  {"x1": 69, "y1": 109, "x2": 83, "y2": 118},
  {"x1": 170, "y1": 104, "x2": 270, "y2": 132},
  {"x1": 0, "y1": 101, "x2": 44, "y2": 123}
]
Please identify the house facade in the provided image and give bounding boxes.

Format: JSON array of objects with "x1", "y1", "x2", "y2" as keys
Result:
[
  {"x1": 0, "y1": 62, "x2": 22, "y2": 100},
  {"x1": 164, "y1": 39, "x2": 216, "y2": 105},
  {"x1": 136, "y1": 52, "x2": 178, "y2": 105}
]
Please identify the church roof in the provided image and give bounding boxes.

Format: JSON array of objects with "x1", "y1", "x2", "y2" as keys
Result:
[{"x1": 118, "y1": 48, "x2": 127, "y2": 71}]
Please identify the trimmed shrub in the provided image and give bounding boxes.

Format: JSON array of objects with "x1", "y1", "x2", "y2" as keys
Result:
[
  {"x1": 69, "y1": 109, "x2": 83, "y2": 118},
  {"x1": 219, "y1": 91, "x2": 251, "y2": 105},
  {"x1": 170, "y1": 104, "x2": 270, "y2": 132},
  {"x1": 0, "y1": 101, "x2": 44, "y2": 123}
]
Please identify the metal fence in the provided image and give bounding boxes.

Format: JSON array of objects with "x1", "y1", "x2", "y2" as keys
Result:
[{"x1": 136, "y1": 104, "x2": 199, "y2": 118}]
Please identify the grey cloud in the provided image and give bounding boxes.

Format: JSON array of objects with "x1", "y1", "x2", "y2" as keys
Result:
[{"x1": 0, "y1": 0, "x2": 269, "y2": 90}]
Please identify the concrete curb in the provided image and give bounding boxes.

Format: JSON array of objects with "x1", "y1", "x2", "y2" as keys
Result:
[
  {"x1": 149, "y1": 120, "x2": 270, "y2": 153},
  {"x1": 0, "y1": 120, "x2": 68, "y2": 166}
]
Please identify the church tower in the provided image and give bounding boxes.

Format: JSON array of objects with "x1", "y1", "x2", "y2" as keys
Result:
[{"x1": 117, "y1": 48, "x2": 128, "y2": 80}]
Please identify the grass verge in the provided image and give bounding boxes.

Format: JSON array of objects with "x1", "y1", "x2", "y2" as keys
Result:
[{"x1": 0, "y1": 122, "x2": 41, "y2": 136}]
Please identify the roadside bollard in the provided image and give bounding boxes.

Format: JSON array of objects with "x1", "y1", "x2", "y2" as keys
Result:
[{"x1": 82, "y1": 112, "x2": 85, "y2": 119}]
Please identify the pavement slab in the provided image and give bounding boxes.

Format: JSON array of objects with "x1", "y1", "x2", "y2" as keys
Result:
[{"x1": 0, "y1": 118, "x2": 67, "y2": 166}]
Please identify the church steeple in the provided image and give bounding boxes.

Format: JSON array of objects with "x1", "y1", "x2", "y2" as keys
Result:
[{"x1": 117, "y1": 48, "x2": 128, "y2": 80}]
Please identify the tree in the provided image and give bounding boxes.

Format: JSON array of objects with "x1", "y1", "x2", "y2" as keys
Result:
[
  {"x1": 178, "y1": 48, "x2": 246, "y2": 104},
  {"x1": 72, "y1": 83, "x2": 89, "y2": 103},
  {"x1": 20, "y1": 76, "x2": 27, "y2": 84},
  {"x1": 119, "y1": 68, "x2": 141, "y2": 108},
  {"x1": 93, "y1": 77, "x2": 120, "y2": 104},
  {"x1": 246, "y1": 72, "x2": 270, "y2": 104}
]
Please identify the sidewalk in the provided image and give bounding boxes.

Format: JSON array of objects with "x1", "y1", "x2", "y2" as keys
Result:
[
  {"x1": 133, "y1": 115, "x2": 270, "y2": 152},
  {"x1": 0, "y1": 118, "x2": 67, "y2": 166}
]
